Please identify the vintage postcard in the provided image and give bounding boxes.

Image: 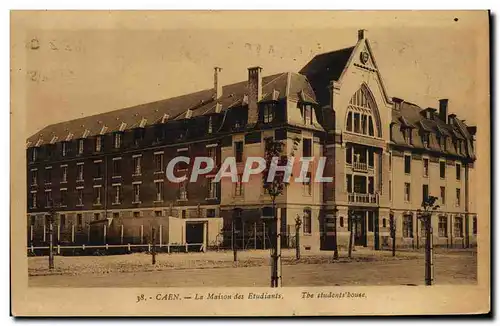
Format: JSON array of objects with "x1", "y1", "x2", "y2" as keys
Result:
[{"x1": 11, "y1": 10, "x2": 490, "y2": 316}]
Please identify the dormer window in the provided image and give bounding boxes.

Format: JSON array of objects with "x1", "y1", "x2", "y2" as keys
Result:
[
  {"x1": 402, "y1": 127, "x2": 412, "y2": 145},
  {"x1": 78, "y1": 139, "x2": 84, "y2": 155},
  {"x1": 134, "y1": 128, "x2": 145, "y2": 146},
  {"x1": 61, "y1": 142, "x2": 68, "y2": 157},
  {"x1": 302, "y1": 104, "x2": 313, "y2": 125},
  {"x1": 31, "y1": 147, "x2": 38, "y2": 162},
  {"x1": 46, "y1": 144, "x2": 54, "y2": 159},
  {"x1": 421, "y1": 132, "x2": 430, "y2": 148},
  {"x1": 154, "y1": 125, "x2": 165, "y2": 142},
  {"x1": 114, "y1": 132, "x2": 122, "y2": 149},
  {"x1": 208, "y1": 116, "x2": 213, "y2": 134},
  {"x1": 263, "y1": 103, "x2": 275, "y2": 124},
  {"x1": 95, "y1": 136, "x2": 103, "y2": 152}
]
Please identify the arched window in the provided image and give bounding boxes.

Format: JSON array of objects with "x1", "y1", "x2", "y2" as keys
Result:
[{"x1": 345, "y1": 87, "x2": 379, "y2": 137}]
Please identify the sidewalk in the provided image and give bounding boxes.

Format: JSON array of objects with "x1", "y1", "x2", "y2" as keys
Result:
[{"x1": 28, "y1": 247, "x2": 474, "y2": 277}]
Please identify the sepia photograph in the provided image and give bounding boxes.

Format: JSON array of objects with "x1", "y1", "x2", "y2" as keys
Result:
[{"x1": 10, "y1": 10, "x2": 490, "y2": 316}]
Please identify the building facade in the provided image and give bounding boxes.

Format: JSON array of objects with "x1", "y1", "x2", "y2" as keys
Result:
[{"x1": 26, "y1": 29, "x2": 477, "y2": 252}]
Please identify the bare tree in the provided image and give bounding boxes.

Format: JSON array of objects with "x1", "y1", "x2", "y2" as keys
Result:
[
  {"x1": 294, "y1": 214, "x2": 301, "y2": 260},
  {"x1": 417, "y1": 195, "x2": 439, "y2": 286},
  {"x1": 263, "y1": 136, "x2": 300, "y2": 288}
]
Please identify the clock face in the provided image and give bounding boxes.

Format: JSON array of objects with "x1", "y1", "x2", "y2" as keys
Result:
[{"x1": 360, "y1": 51, "x2": 369, "y2": 64}]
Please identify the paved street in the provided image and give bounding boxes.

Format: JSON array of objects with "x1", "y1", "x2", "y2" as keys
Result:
[{"x1": 28, "y1": 249, "x2": 476, "y2": 287}]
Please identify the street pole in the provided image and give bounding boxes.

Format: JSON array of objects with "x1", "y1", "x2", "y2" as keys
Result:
[
  {"x1": 48, "y1": 219, "x2": 54, "y2": 270},
  {"x1": 348, "y1": 212, "x2": 354, "y2": 259},
  {"x1": 152, "y1": 227, "x2": 156, "y2": 265},
  {"x1": 425, "y1": 215, "x2": 433, "y2": 285},
  {"x1": 232, "y1": 218, "x2": 237, "y2": 262},
  {"x1": 390, "y1": 214, "x2": 396, "y2": 257},
  {"x1": 333, "y1": 212, "x2": 339, "y2": 260},
  {"x1": 295, "y1": 217, "x2": 301, "y2": 260}
]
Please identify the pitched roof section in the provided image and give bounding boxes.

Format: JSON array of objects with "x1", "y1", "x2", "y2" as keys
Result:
[
  {"x1": 391, "y1": 99, "x2": 476, "y2": 159},
  {"x1": 299, "y1": 46, "x2": 355, "y2": 82},
  {"x1": 28, "y1": 71, "x2": 317, "y2": 145}
]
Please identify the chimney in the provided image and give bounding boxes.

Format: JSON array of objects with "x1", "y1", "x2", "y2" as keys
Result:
[
  {"x1": 358, "y1": 29, "x2": 368, "y2": 41},
  {"x1": 214, "y1": 67, "x2": 222, "y2": 100},
  {"x1": 247, "y1": 66, "x2": 262, "y2": 125},
  {"x1": 439, "y1": 99, "x2": 449, "y2": 121}
]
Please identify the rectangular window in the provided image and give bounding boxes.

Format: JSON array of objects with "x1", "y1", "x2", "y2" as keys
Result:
[
  {"x1": 234, "y1": 141, "x2": 244, "y2": 163},
  {"x1": 45, "y1": 190, "x2": 53, "y2": 207},
  {"x1": 440, "y1": 186, "x2": 446, "y2": 205},
  {"x1": 346, "y1": 145, "x2": 352, "y2": 164},
  {"x1": 31, "y1": 170, "x2": 38, "y2": 186},
  {"x1": 113, "y1": 159, "x2": 121, "y2": 177},
  {"x1": 94, "y1": 186, "x2": 102, "y2": 205},
  {"x1": 456, "y1": 188, "x2": 461, "y2": 206},
  {"x1": 440, "y1": 161, "x2": 446, "y2": 178},
  {"x1": 77, "y1": 214, "x2": 83, "y2": 227},
  {"x1": 77, "y1": 164, "x2": 84, "y2": 181},
  {"x1": 133, "y1": 212, "x2": 140, "y2": 218},
  {"x1": 422, "y1": 133, "x2": 430, "y2": 148},
  {"x1": 133, "y1": 156, "x2": 142, "y2": 175},
  {"x1": 134, "y1": 128, "x2": 145, "y2": 146},
  {"x1": 361, "y1": 115, "x2": 367, "y2": 134},
  {"x1": 263, "y1": 103, "x2": 274, "y2": 123},
  {"x1": 155, "y1": 125, "x2": 165, "y2": 142},
  {"x1": 303, "y1": 172, "x2": 312, "y2": 195},
  {"x1": 95, "y1": 136, "x2": 102, "y2": 152},
  {"x1": 154, "y1": 210, "x2": 163, "y2": 217},
  {"x1": 178, "y1": 181, "x2": 187, "y2": 200},
  {"x1": 454, "y1": 217, "x2": 463, "y2": 237},
  {"x1": 61, "y1": 166, "x2": 67, "y2": 183},
  {"x1": 45, "y1": 168, "x2": 52, "y2": 184},
  {"x1": 61, "y1": 142, "x2": 67, "y2": 157},
  {"x1": 113, "y1": 185, "x2": 121, "y2": 204},
  {"x1": 368, "y1": 176, "x2": 374, "y2": 194},
  {"x1": 207, "y1": 147, "x2": 217, "y2": 165},
  {"x1": 346, "y1": 174, "x2": 352, "y2": 193},
  {"x1": 423, "y1": 158, "x2": 429, "y2": 177},
  {"x1": 403, "y1": 215, "x2": 413, "y2": 238},
  {"x1": 367, "y1": 211, "x2": 374, "y2": 232},
  {"x1": 94, "y1": 213, "x2": 100, "y2": 221},
  {"x1": 346, "y1": 112, "x2": 352, "y2": 132},
  {"x1": 456, "y1": 163, "x2": 461, "y2": 180},
  {"x1": 60, "y1": 214, "x2": 66, "y2": 229},
  {"x1": 439, "y1": 216, "x2": 448, "y2": 237},
  {"x1": 207, "y1": 117, "x2": 213, "y2": 134},
  {"x1": 78, "y1": 139, "x2": 84, "y2": 155},
  {"x1": 404, "y1": 183, "x2": 411, "y2": 202},
  {"x1": 94, "y1": 161, "x2": 102, "y2": 179},
  {"x1": 206, "y1": 209, "x2": 216, "y2": 218},
  {"x1": 207, "y1": 178, "x2": 218, "y2": 199},
  {"x1": 303, "y1": 138, "x2": 312, "y2": 158},
  {"x1": 133, "y1": 183, "x2": 141, "y2": 203},
  {"x1": 303, "y1": 104, "x2": 312, "y2": 125},
  {"x1": 60, "y1": 189, "x2": 67, "y2": 206},
  {"x1": 114, "y1": 133, "x2": 122, "y2": 149},
  {"x1": 76, "y1": 188, "x2": 84, "y2": 206},
  {"x1": 404, "y1": 155, "x2": 411, "y2": 174},
  {"x1": 30, "y1": 192, "x2": 37, "y2": 208},
  {"x1": 155, "y1": 153, "x2": 164, "y2": 173},
  {"x1": 473, "y1": 217, "x2": 477, "y2": 235},
  {"x1": 31, "y1": 147, "x2": 38, "y2": 162},
  {"x1": 234, "y1": 174, "x2": 243, "y2": 196},
  {"x1": 303, "y1": 209, "x2": 312, "y2": 234},
  {"x1": 368, "y1": 149, "x2": 374, "y2": 167},
  {"x1": 389, "y1": 152, "x2": 392, "y2": 171},
  {"x1": 422, "y1": 184, "x2": 429, "y2": 203},
  {"x1": 155, "y1": 181, "x2": 164, "y2": 201}
]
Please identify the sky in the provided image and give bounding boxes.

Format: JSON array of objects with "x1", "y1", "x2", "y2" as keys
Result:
[{"x1": 12, "y1": 11, "x2": 488, "y2": 137}]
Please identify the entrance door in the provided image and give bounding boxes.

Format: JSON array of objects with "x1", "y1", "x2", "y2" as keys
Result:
[
  {"x1": 353, "y1": 211, "x2": 366, "y2": 246},
  {"x1": 185, "y1": 222, "x2": 204, "y2": 252}
]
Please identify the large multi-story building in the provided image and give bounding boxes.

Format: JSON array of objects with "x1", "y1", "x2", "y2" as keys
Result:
[{"x1": 26, "y1": 29, "x2": 477, "y2": 251}]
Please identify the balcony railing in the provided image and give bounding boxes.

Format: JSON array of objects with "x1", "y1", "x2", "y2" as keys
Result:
[
  {"x1": 352, "y1": 161, "x2": 368, "y2": 172},
  {"x1": 348, "y1": 192, "x2": 378, "y2": 205}
]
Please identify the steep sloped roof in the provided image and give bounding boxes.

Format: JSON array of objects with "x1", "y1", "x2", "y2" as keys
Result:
[
  {"x1": 27, "y1": 71, "x2": 317, "y2": 145},
  {"x1": 299, "y1": 46, "x2": 355, "y2": 81}
]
